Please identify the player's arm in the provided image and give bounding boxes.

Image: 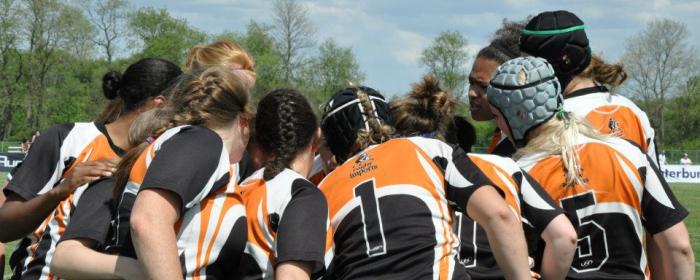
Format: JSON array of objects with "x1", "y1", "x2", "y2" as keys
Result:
[
  {"x1": 519, "y1": 172, "x2": 576, "y2": 280},
  {"x1": 276, "y1": 261, "x2": 312, "y2": 280},
  {"x1": 641, "y1": 155, "x2": 693, "y2": 279},
  {"x1": 131, "y1": 128, "x2": 224, "y2": 280},
  {"x1": 131, "y1": 188, "x2": 183, "y2": 280},
  {"x1": 274, "y1": 181, "x2": 328, "y2": 280},
  {"x1": 0, "y1": 125, "x2": 115, "y2": 242},
  {"x1": 466, "y1": 186, "x2": 530, "y2": 280},
  {"x1": 651, "y1": 222, "x2": 694, "y2": 279},
  {"x1": 51, "y1": 238, "x2": 145, "y2": 279},
  {"x1": 0, "y1": 160, "x2": 115, "y2": 242},
  {"x1": 539, "y1": 214, "x2": 576, "y2": 280}
]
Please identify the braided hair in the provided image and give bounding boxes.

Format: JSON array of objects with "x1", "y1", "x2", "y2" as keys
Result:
[
  {"x1": 113, "y1": 66, "x2": 251, "y2": 200},
  {"x1": 477, "y1": 18, "x2": 528, "y2": 64},
  {"x1": 255, "y1": 89, "x2": 318, "y2": 180}
]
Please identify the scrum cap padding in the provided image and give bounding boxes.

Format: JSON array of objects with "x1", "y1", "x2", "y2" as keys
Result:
[
  {"x1": 520, "y1": 10, "x2": 591, "y2": 81},
  {"x1": 487, "y1": 57, "x2": 562, "y2": 147},
  {"x1": 321, "y1": 86, "x2": 393, "y2": 162}
]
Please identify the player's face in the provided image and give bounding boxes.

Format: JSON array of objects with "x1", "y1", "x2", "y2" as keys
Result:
[
  {"x1": 468, "y1": 56, "x2": 500, "y2": 121},
  {"x1": 490, "y1": 105, "x2": 513, "y2": 141}
]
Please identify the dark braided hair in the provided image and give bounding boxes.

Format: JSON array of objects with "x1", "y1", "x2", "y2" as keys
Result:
[
  {"x1": 255, "y1": 89, "x2": 318, "y2": 180},
  {"x1": 477, "y1": 18, "x2": 528, "y2": 63}
]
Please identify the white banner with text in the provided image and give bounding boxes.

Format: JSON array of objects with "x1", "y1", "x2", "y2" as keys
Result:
[{"x1": 660, "y1": 164, "x2": 700, "y2": 184}]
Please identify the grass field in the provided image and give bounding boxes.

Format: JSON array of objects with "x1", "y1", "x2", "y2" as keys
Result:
[{"x1": 1, "y1": 173, "x2": 699, "y2": 279}]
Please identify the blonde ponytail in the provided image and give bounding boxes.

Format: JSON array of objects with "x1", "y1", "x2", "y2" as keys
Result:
[{"x1": 514, "y1": 114, "x2": 610, "y2": 187}]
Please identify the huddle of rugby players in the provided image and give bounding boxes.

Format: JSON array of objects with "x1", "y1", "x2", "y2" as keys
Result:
[{"x1": 0, "y1": 10, "x2": 694, "y2": 280}]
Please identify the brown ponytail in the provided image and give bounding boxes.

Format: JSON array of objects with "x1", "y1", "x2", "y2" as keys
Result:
[
  {"x1": 579, "y1": 55, "x2": 627, "y2": 88},
  {"x1": 112, "y1": 67, "x2": 251, "y2": 201},
  {"x1": 391, "y1": 75, "x2": 456, "y2": 140}
]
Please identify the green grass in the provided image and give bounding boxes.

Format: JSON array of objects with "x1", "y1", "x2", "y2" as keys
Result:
[{"x1": 0, "y1": 173, "x2": 698, "y2": 278}]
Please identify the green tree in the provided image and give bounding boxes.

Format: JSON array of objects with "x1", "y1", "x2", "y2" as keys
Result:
[
  {"x1": 622, "y1": 18, "x2": 699, "y2": 147},
  {"x1": 0, "y1": 0, "x2": 24, "y2": 139},
  {"x1": 299, "y1": 39, "x2": 364, "y2": 107},
  {"x1": 420, "y1": 30, "x2": 470, "y2": 100},
  {"x1": 272, "y1": 0, "x2": 315, "y2": 85},
  {"x1": 81, "y1": 0, "x2": 130, "y2": 66},
  {"x1": 129, "y1": 7, "x2": 206, "y2": 64},
  {"x1": 664, "y1": 76, "x2": 700, "y2": 149}
]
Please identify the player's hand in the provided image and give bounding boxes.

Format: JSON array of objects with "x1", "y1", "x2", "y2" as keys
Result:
[
  {"x1": 54, "y1": 160, "x2": 117, "y2": 197},
  {"x1": 528, "y1": 257, "x2": 541, "y2": 279}
]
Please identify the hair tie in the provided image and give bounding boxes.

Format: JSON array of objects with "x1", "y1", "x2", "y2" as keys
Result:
[
  {"x1": 556, "y1": 108, "x2": 571, "y2": 125},
  {"x1": 146, "y1": 136, "x2": 156, "y2": 144}
]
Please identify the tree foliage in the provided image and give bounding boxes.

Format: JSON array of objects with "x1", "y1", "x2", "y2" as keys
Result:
[
  {"x1": 129, "y1": 7, "x2": 206, "y2": 65},
  {"x1": 621, "y1": 18, "x2": 699, "y2": 147},
  {"x1": 420, "y1": 30, "x2": 470, "y2": 100}
]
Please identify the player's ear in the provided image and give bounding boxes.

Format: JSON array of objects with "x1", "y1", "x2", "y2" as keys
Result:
[
  {"x1": 311, "y1": 128, "x2": 322, "y2": 152},
  {"x1": 152, "y1": 95, "x2": 167, "y2": 107}
]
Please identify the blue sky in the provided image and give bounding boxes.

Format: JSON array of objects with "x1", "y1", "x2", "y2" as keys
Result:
[{"x1": 131, "y1": 0, "x2": 700, "y2": 96}]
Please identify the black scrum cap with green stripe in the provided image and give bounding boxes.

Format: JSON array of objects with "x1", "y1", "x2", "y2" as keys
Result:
[{"x1": 520, "y1": 10, "x2": 591, "y2": 89}]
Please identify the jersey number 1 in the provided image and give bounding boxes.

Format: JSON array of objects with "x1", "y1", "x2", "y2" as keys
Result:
[{"x1": 354, "y1": 179, "x2": 387, "y2": 257}]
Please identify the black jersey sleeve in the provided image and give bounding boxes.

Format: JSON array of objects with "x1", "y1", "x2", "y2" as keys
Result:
[
  {"x1": 59, "y1": 177, "x2": 115, "y2": 248},
  {"x1": 237, "y1": 151, "x2": 255, "y2": 184},
  {"x1": 444, "y1": 147, "x2": 498, "y2": 214},
  {"x1": 139, "y1": 126, "x2": 228, "y2": 214},
  {"x1": 275, "y1": 179, "x2": 328, "y2": 271},
  {"x1": 518, "y1": 171, "x2": 564, "y2": 235},
  {"x1": 4, "y1": 124, "x2": 74, "y2": 200},
  {"x1": 640, "y1": 156, "x2": 689, "y2": 235}
]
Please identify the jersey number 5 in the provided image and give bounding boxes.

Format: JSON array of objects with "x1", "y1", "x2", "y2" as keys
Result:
[
  {"x1": 560, "y1": 192, "x2": 609, "y2": 273},
  {"x1": 354, "y1": 179, "x2": 387, "y2": 257}
]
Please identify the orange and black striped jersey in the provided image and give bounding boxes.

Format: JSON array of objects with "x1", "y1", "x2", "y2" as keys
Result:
[
  {"x1": 564, "y1": 85, "x2": 658, "y2": 164},
  {"x1": 319, "y1": 137, "x2": 495, "y2": 280},
  {"x1": 486, "y1": 129, "x2": 515, "y2": 157},
  {"x1": 517, "y1": 135, "x2": 687, "y2": 279},
  {"x1": 4, "y1": 122, "x2": 123, "y2": 280},
  {"x1": 110, "y1": 125, "x2": 247, "y2": 279},
  {"x1": 236, "y1": 168, "x2": 328, "y2": 279},
  {"x1": 454, "y1": 154, "x2": 563, "y2": 279}
]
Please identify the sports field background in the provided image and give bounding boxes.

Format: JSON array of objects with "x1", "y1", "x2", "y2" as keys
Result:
[{"x1": 1, "y1": 172, "x2": 699, "y2": 279}]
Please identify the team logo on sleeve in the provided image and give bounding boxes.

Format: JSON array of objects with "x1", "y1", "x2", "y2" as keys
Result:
[
  {"x1": 608, "y1": 118, "x2": 621, "y2": 134},
  {"x1": 351, "y1": 152, "x2": 378, "y2": 178}
]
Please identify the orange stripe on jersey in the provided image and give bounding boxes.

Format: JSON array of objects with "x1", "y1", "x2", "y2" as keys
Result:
[
  {"x1": 414, "y1": 146, "x2": 454, "y2": 280},
  {"x1": 62, "y1": 135, "x2": 120, "y2": 176},
  {"x1": 468, "y1": 155, "x2": 521, "y2": 216},
  {"x1": 585, "y1": 105, "x2": 647, "y2": 152},
  {"x1": 192, "y1": 183, "x2": 244, "y2": 279},
  {"x1": 486, "y1": 130, "x2": 501, "y2": 154},
  {"x1": 240, "y1": 179, "x2": 274, "y2": 262},
  {"x1": 527, "y1": 142, "x2": 643, "y2": 214}
]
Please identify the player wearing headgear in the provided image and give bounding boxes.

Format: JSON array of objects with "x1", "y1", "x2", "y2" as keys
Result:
[
  {"x1": 488, "y1": 56, "x2": 694, "y2": 279},
  {"x1": 236, "y1": 89, "x2": 328, "y2": 279},
  {"x1": 319, "y1": 85, "x2": 531, "y2": 279},
  {"x1": 392, "y1": 76, "x2": 576, "y2": 280},
  {"x1": 0, "y1": 58, "x2": 182, "y2": 280},
  {"x1": 469, "y1": 19, "x2": 528, "y2": 157},
  {"x1": 520, "y1": 10, "x2": 658, "y2": 165}
]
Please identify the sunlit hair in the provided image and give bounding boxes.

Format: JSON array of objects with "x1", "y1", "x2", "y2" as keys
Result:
[
  {"x1": 185, "y1": 40, "x2": 257, "y2": 90},
  {"x1": 577, "y1": 55, "x2": 627, "y2": 88},
  {"x1": 514, "y1": 114, "x2": 611, "y2": 187},
  {"x1": 391, "y1": 75, "x2": 456, "y2": 140}
]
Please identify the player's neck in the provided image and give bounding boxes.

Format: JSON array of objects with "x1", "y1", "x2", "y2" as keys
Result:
[
  {"x1": 289, "y1": 146, "x2": 315, "y2": 178},
  {"x1": 105, "y1": 112, "x2": 139, "y2": 151},
  {"x1": 564, "y1": 77, "x2": 596, "y2": 95}
]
